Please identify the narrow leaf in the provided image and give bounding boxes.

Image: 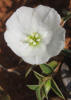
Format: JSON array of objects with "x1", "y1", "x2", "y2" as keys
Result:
[
  {"x1": 36, "y1": 87, "x2": 42, "y2": 100},
  {"x1": 44, "y1": 80, "x2": 51, "y2": 96},
  {"x1": 25, "y1": 66, "x2": 33, "y2": 78},
  {"x1": 27, "y1": 85, "x2": 39, "y2": 90},
  {"x1": 33, "y1": 71, "x2": 44, "y2": 79},
  {"x1": 47, "y1": 61, "x2": 58, "y2": 70},
  {"x1": 41, "y1": 87, "x2": 46, "y2": 100},
  {"x1": 33, "y1": 71, "x2": 44, "y2": 84},
  {"x1": 41, "y1": 86, "x2": 49, "y2": 100},
  {"x1": 40, "y1": 64, "x2": 52, "y2": 74},
  {"x1": 51, "y1": 79, "x2": 64, "y2": 99}
]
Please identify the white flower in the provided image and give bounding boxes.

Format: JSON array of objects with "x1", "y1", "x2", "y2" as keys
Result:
[{"x1": 4, "y1": 5, "x2": 65, "y2": 65}]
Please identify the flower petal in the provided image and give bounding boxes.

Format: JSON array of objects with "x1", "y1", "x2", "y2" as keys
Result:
[
  {"x1": 34, "y1": 5, "x2": 61, "y2": 29},
  {"x1": 46, "y1": 26, "x2": 65, "y2": 57},
  {"x1": 37, "y1": 25, "x2": 53, "y2": 45},
  {"x1": 4, "y1": 30, "x2": 29, "y2": 57},
  {"x1": 6, "y1": 6, "x2": 34, "y2": 34},
  {"x1": 22, "y1": 44, "x2": 50, "y2": 65}
]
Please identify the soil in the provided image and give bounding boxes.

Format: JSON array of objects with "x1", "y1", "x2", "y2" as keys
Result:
[{"x1": 0, "y1": 0, "x2": 71, "y2": 100}]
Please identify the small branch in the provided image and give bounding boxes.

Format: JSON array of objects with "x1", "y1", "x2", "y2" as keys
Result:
[
  {"x1": 40, "y1": 76, "x2": 52, "y2": 88},
  {"x1": 0, "y1": 64, "x2": 21, "y2": 76}
]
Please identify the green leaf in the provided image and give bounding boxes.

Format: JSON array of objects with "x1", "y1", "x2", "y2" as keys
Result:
[
  {"x1": 27, "y1": 85, "x2": 39, "y2": 90},
  {"x1": 33, "y1": 71, "x2": 44, "y2": 80},
  {"x1": 51, "y1": 79, "x2": 65, "y2": 99},
  {"x1": 41, "y1": 87, "x2": 46, "y2": 100},
  {"x1": 39, "y1": 61, "x2": 58, "y2": 75},
  {"x1": 44, "y1": 80, "x2": 51, "y2": 96},
  {"x1": 41, "y1": 85, "x2": 49, "y2": 100},
  {"x1": 25, "y1": 66, "x2": 33, "y2": 78},
  {"x1": 36, "y1": 87, "x2": 42, "y2": 100},
  {"x1": 47, "y1": 61, "x2": 58, "y2": 70},
  {"x1": 40, "y1": 64, "x2": 52, "y2": 75},
  {"x1": 33, "y1": 71, "x2": 43, "y2": 84}
]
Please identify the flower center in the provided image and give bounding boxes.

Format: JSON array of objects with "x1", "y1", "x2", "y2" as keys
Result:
[{"x1": 25, "y1": 32, "x2": 41, "y2": 46}]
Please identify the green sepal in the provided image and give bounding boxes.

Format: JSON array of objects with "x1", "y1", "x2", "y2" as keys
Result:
[{"x1": 51, "y1": 79, "x2": 65, "y2": 99}]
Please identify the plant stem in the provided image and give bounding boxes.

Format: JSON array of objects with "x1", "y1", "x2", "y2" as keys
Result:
[{"x1": 61, "y1": 11, "x2": 71, "y2": 26}]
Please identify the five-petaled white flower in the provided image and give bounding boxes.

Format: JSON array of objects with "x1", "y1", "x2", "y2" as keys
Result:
[{"x1": 4, "y1": 5, "x2": 65, "y2": 65}]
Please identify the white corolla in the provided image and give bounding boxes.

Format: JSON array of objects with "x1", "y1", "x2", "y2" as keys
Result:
[{"x1": 4, "y1": 5, "x2": 65, "y2": 65}]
